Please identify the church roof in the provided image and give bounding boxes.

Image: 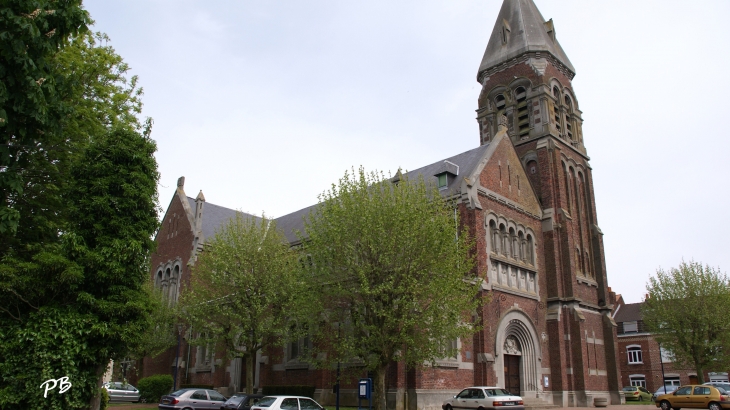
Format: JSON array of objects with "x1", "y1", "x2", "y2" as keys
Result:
[
  {"x1": 478, "y1": 0, "x2": 574, "y2": 79},
  {"x1": 187, "y1": 143, "x2": 493, "y2": 246},
  {"x1": 186, "y1": 197, "x2": 261, "y2": 240}
]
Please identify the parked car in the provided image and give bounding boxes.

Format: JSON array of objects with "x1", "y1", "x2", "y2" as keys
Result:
[
  {"x1": 655, "y1": 385, "x2": 730, "y2": 410},
  {"x1": 705, "y1": 382, "x2": 730, "y2": 394},
  {"x1": 623, "y1": 386, "x2": 652, "y2": 401},
  {"x1": 442, "y1": 386, "x2": 524, "y2": 410},
  {"x1": 652, "y1": 385, "x2": 679, "y2": 401},
  {"x1": 250, "y1": 396, "x2": 324, "y2": 410},
  {"x1": 103, "y1": 382, "x2": 141, "y2": 403},
  {"x1": 221, "y1": 393, "x2": 265, "y2": 410},
  {"x1": 159, "y1": 388, "x2": 228, "y2": 410}
]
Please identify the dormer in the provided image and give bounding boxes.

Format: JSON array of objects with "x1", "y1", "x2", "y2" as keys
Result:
[{"x1": 434, "y1": 160, "x2": 460, "y2": 190}]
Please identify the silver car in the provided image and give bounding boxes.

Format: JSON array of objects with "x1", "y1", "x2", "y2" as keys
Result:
[
  {"x1": 159, "y1": 388, "x2": 228, "y2": 409},
  {"x1": 442, "y1": 387, "x2": 524, "y2": 410},
  {"x1": 103, "y1": 382, "x2": 141, "y2": 402}
]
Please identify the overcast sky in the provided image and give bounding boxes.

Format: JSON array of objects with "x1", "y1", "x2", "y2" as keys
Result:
[{"x1": 83, "y1": 0, "x2": 730, "y2": 304}]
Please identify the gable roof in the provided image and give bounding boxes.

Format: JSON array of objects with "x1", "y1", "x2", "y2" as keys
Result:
[
  {"x1": 187, "y1": 197, "x2": 261, "y2": 240},
  {"x1": 478, "y1": 0, "x2": 575, "y2": 79},
  {"x1": 613, "y1": 302, "x2": 643, "y2": 323},
  {"x1": 185, "y1": 142, "x2": 496, "y2": 246},
  {"x1": 402, "y1": 143, "x2": 492, "y2": 193}
]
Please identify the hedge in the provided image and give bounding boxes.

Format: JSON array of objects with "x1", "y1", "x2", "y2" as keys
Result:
[
  {"x1": 261, "y1": 385, "x2": 316, "y2": 398},
  {"x1": 137, "y1": 374, "x2": 174, "y2": 403}
]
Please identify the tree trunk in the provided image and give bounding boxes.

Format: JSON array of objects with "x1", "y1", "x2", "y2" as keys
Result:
[
  {"x1": 246, "y1": 352, "x2": 255, "y2": 394},
  {"x1": 89, "y1": 362, "x2": 107, "y2": 410},
  {"x1": 374, "y1": 362, "x2": 388, "y2": 410},
  {"x1": 137, "y1": 356, "x2": 145, "y2": 381},
  {"x1": 697, "y1": 365, "x2": 705, "y2": 384}
]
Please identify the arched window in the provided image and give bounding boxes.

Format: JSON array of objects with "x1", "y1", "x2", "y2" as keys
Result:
[
  {"x1": 170, "y1": 265, "x2": 180, "y2": 303},
  {"x1": 526, "y1": 234, "x2": 534, "y2": 265},
  {"x1": 155, "y1": 270, "x2": 163, "y2": 289},
  {"x1": 489, "y1": 220, "x2": 500, "y2": 254},
  {"x1": 508, "y1": 228, "x2": 517, "y2": 259},
  {"x1": 564, "y1": 95, "x2": 573, "y2": 140},
  {"x1": 627, "y1": 345, "x2": 643, "y2": 364},
  {"x1": 552, "y1": 87, "x2": 562, "y2": 134},
  {"x1": 495, "y1": 94, "x2": 506, "y2": 111},
  {"x1": 563, "y1": 165, "x2": 572, "y2": 211},
  {"x1": 515, "y1": 86, "x2": 529, "y2": 138}
]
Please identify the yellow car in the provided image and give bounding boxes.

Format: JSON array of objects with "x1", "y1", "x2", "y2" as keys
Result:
[{"x1": 655, "y1": 385, "x2": 730, "y2": 410}]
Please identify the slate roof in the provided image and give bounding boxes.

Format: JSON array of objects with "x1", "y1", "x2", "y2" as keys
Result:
[
  {"x1": 187, "y1": 142, "x2": 493, "y2": 246},
  {"x1": 613, "y1": 302, "x2": 643, "y2": 323},
  {"x1": 403, "y1": 143, "x2": 491, "y2": 192},
  {"x1": 478, "y1": 0, "x2": 575, "y2": 79},
  {"x1": 186, "y1": 197, "x2": 261, "y2": 240}
]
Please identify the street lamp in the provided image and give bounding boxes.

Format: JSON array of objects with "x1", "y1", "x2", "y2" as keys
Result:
[{"x1": 173, "y1": 324, "x2": 184, "y2": 390}]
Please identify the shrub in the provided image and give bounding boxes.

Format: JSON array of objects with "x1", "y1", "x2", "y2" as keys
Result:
[
  {"x1": 261, "y1": 385, "x2": 316, "y2": 398},
  {"x1": 137, "y1": 374, "x2": 174, "y2": 403},
  {"x1": 100, "y1": 388, "x2": 109, "y2": 410}
]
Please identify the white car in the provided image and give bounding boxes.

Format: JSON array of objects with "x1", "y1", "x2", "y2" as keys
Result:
[
  {"x1": 250, "y1": 396, "x2": 324, "y2": 410},
  {"x1": 442, "y1": 387, "x2": 524, "y2": 410},
  {"x1": 103, "y1": 382, "x2": 141, "y2": 403}
]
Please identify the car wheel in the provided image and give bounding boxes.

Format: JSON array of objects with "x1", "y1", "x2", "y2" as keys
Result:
[
  {"x1": 660, "y1": 400, "x2": 672, "y2": 410},
  {"x1": 445, "y1": 405, "x2": 452, "y2": 410},
  {"x1": 709, "y1": 403, "x2": 721, "y2": 410}
]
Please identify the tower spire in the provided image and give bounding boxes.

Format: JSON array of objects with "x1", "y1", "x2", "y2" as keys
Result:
[{"x1": 478, "y1": 0, "x2": 574, "y2": 82}]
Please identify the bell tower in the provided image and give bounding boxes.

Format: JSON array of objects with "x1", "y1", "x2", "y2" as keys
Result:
[{"x1": 476, "y1": 0, "x2": 621, "y2": 406}]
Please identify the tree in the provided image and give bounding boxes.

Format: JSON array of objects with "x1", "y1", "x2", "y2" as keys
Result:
[
  {"x1": 0, "y1": 0, "x2": 90, "y2": 234},
  {"x1": 642, "y1": 261, "x2": 730, "y2": 384},
  {"x1": 0, "y1": 24, "x2": 158, "y2": 409},
  {"x1": 129, "y1": 283, "x2": 180, "y2": 380},
  {"x1": 180, "y1": 214, "x2": 307, "y2": 394},
  {"x1": 302, "y1": 168, "x2": 481, "y2": 410}
]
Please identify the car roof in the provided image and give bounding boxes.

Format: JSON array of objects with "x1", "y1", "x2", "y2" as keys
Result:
[{"x1": 463, "y1": 386, "x2": 506, "y2": 389}]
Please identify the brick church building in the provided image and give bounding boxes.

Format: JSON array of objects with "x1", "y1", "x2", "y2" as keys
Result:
[{"x1": 140, "y1": 0, "x2": 622, "y2": 407}]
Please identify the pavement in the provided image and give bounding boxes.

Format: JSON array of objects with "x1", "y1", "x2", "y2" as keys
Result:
[{"x1": 529, "y1": 406, "x2": 656, "y2": 410}]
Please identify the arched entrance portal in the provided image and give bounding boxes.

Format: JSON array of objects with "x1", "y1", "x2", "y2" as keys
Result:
[{"x1": 495, "y1": 310, "x2": 541, "y2": 397}]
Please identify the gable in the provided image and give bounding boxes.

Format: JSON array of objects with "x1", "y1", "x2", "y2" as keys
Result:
[{"x1": 479, "y1": 133, "x2": 541, "y2": 216}]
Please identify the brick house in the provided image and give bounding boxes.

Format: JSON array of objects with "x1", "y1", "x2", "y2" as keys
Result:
[
  {"x1": 136, "y1": 0, "x2": 624, "y2": 408},
  {"x1": 613, "y1": 300, "x2": 729, "y2": 392}
]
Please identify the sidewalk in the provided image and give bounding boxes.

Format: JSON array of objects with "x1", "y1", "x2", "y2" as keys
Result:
[{"x1": 530, "y1": 406, "x2": 657, "y2": 410}]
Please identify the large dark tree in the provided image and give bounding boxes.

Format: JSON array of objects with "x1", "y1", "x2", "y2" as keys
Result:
[{"x1": 0, "y1": 6, "x2": 159, "y2": 408}]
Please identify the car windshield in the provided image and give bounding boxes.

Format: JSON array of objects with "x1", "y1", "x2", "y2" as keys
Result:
[
  {"x1": 255, "y1": 397, "x2": 278, "y2": 408},
  {"x1": 226, "y1": 396, "x2": 245, "y2": 404},
  {"x1": 169, "y1": 389, "x2": 190, "y2": 397},
  {"x1": 622, "y1": 387, "x2": 636, "y2": 392}
]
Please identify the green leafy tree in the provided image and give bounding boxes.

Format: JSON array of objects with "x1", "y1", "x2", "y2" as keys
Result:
[
  {"x1": 180, "y1": 214, "x2": 307, "y2": 394},
  {"x1": 643, "y1": 261, "x2": 730, "y2": 384},
  {"x1": 130, "y1": 283, "x2": 180, "y2": 380},
  {"x1": 0, "y1": 24, "x2": 158, "y2": 409},
  {"x1": 0, "y1": 0, "x2": 90, "y2": 234},
  {"x1": 302, "y1": 168, "x2": 481, "y2": 410}
]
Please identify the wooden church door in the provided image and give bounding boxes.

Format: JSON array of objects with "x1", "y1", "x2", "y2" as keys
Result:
[{"x1": 504, "y1": 355, "x2": 521, "y2": 396}]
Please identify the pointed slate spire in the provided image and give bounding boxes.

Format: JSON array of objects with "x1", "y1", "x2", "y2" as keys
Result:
[{"x1": 478, "y1": 0, "x2": 575, "y2": 81}]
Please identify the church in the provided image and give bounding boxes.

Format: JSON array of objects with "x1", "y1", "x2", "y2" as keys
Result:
[{"x1": 142, "y1": 0, "x2": 622, "y2": 407}]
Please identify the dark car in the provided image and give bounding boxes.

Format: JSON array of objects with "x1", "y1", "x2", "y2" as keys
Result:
[
  {"x1": 159, "y1": 388, "x2": 227, "y2": 410},
  {"x1": 221, "y1": 394, "x2": 265, "y2": 410}
]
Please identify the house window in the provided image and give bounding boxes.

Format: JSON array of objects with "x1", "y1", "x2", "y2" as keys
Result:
[
  {"x1": 623, "y1": 321, "x2": 638, "y2": 333},
  {"x1": 660, "y1": 347, "x2": 673, "y2": 363},
  {"x1": 627, "y1": 345, "x2": 643, "y2": 364},
  {"x1": 438, "y1": 174, "x2": 447, "y2": 188},
  {"x1": 663, "y1": 377, "x2": 681, "y2": 386},
  {"x1": 630, "y1": 375, "x2": 646, "y2": 388}
]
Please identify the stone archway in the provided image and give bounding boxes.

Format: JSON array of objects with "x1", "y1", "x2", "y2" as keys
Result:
[{"x1": 495, "y1": 309, "x2": 541, "y2": 397}]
